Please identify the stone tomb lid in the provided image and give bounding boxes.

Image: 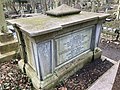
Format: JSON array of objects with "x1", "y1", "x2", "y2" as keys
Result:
[
  {"x1": 46, "y1": 4, "x2": 81, "y2": 16},
  {"x1": 7, "y1": 11, "x2": 109, "y2": 37}
]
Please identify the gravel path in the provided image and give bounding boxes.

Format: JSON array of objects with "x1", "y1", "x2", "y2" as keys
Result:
[
  {"x1": 99, "y1": 41, "x2": 120, "y2": 61},
  {"x1": 112, "y1": 64, "x2": 120, "y2": 90}
]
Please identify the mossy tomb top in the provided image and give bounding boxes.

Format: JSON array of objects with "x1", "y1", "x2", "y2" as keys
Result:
[{"x1": 7, "y1": 5, "x2": 109, "y2": 37}]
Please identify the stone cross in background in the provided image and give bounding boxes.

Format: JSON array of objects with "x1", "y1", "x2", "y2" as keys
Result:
[{"x1": 0, "y1": 0, "x2": 8, "y2": 33}]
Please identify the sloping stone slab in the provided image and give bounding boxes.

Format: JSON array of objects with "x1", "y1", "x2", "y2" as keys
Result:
[{"x1": 46, "y1": 4, "x2": 81, "y2": 16}]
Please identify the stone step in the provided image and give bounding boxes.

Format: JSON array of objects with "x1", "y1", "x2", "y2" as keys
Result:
[
  {"x1": 0, "y1": 51, "x2": 16, "y2": 63},
  {"x1": 0, "y1": 32, "x2": 14, "y2": 43},
  {"x1": 0, "y1": 40, "x2": 18, "y2": 54}
]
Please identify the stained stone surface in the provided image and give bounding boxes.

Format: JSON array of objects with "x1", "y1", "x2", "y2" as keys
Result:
[{"x1": 7, "y1": 11, "x2": 109, "y2": 37}]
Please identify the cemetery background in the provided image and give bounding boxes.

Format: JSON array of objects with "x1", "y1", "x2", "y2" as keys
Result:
[{"x1": 0, "y1": 0, "x2": 120, "y2": 90}]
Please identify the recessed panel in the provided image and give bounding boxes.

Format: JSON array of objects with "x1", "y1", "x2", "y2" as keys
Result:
[
  {"x1": 56, "y1": 27, "x2": 92, "y2": 65},
  {"x1": 37, "y1": 41, "x2": 52, "y2": 79}
]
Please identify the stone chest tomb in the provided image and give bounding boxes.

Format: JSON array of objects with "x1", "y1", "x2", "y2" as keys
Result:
[{"x1": 8, "y1": 4, "x2": 109, "y2": 90}]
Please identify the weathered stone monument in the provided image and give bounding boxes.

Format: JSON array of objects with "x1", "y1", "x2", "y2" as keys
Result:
[
  {"x1": 0, "y1": 0, "x2": 18, "y2": 63},
  {"x1": 8, "y1": 4, "x2": 109, "y2": 90}
]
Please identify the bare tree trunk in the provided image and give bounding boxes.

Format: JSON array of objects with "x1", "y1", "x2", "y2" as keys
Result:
[
  {"x1": 55, "y1": 0, "x2": 59, "y2": 7},
  {"x1": 0, "y1": 0, "x2": 7, "y2": 33},
  {"x1": 61, "y1": 0, "x2": 69, "y2": 4},
  {"x1": 41, "y1": 0, "x2": 47, "y2": 14},
  {"x1": 70, "y1": 0, "x2": 74, "y2": 6},
  {"x1": 44, "y1": 0, "x2": 47, "y2": 11},
  {"x1": 4, "y1": 0, "x2": 20, "y2": 14},
  {"x1": 50, "y1": 0, "x2": 54, "y2": 9},
  {"x1": 116, "y1": 0, "x2": 120, "y2": 20},
  {"x1": 91, "y1": 0, "x2": 96, "y2": 12}
]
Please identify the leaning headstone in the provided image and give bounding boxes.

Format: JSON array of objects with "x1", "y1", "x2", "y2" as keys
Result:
[{"x1": 8, "y1": 4, "x2": 109, "y2": 90}]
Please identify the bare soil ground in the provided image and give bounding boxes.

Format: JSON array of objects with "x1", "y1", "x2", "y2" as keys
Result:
[
  {"x1": 99, "y1": 40, "x2": 120, "y2": 61},
  {"x1": 0, "y1": 61, "x2": 33, "y2": 90},
  {"x1": 55, "y1": 59, "x2": 113, "y2": 90}
]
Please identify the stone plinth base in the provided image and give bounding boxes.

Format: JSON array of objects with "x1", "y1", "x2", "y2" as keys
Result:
[
  {"x1": 18, "y1": 48, "x2": 102, "y2": 90},
  {"x1": 18, "y1": 60, "x2": 41, "y2": 90},
  {"x1": 0, "y1": 32, "x2": 18, "y2": 63},
  {"x1": 0, "y1": 32, "x2": 14, "y2": 43},
  {"x1": 0, "y1": 51, "x2": 16, "y2": 63}
]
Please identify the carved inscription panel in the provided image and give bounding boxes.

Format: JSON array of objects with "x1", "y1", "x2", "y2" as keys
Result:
[{"x1": 56, "y1": 27, "x2": 92, "y2": 65}]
